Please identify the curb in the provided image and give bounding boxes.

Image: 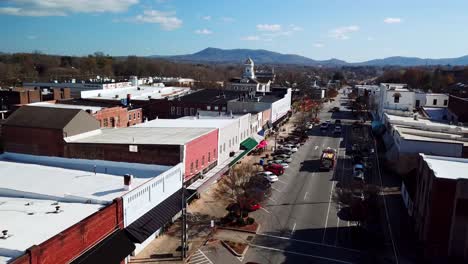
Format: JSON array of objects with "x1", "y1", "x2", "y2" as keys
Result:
[
  {"x1": 217, "y1": 224, "x2": 260, "y2": 234},
  {"x1": 221, "y1": 240, "x2": 250, "y2": 257}
]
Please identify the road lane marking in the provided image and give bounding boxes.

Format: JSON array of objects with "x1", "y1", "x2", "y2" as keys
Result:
[
  {"x1": 249, "y1": 244, "x2": 354, "y2": 264},
  {"x1": 277, "y1": 179, "x2": 287, "y2": 184},
  {"x1": 314, "y1": 145, "x2": 319, "y2": 150},
  {"x1": 322, "y1": 182, "x2": 335, "y2": 243},
  {"x1": 291, "y1": 222, "x2": 297, "y2": 235},
  {"x1": 271, "y1": 186, "x2": 282, "y2": 192},
  {"x1": 257, "y1": 233, "x2": 362, "y2": 253},
  {"x1": 260, "y1": 207, "x2": 271, "y2": 214},
  {"x1": 303, "y1": 191, "x2": 308, "y2": 200},
  {"x1": 268, "y1": 197, "x2": 278, "y2": 203}
]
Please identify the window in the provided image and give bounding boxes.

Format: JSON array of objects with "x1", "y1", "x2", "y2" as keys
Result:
[
  {"x1": 190, "y1": 162, "x2": 194, "y2": 173},
  {"x1": 133, "y1": 113, "x2": 136, "y2": 119},
  {"x1": 214, "y1": 106, "x2": 219, "y2": 111},
  {"x1": 444, "y1": 99, "x2": 448, "y2": 106},
  {"x1": 137, "y1": 112, "x2": 140, "y2": 119},
  {"x1": 433, "y1": 99, "x2": 437, "y2": 105},
  {"x1": 171, "y1": 106, "x2": 175, "y2": 115},
  {"x1": 103, "y1": 118, "x2": 108, "y2": 127},
  {"x1": 223, "y1": 143, "x2": 226, "y2": 152},
  {"x1": 219, "y1": 145, "x2": 222, "y2": 153},
  {"x1": 229, "y1": 139, "x2": 231, "y2": 147},
  {"x1": 394, "y1": 96, "x2": 400, "y2": 103},
  {"x1": 206, "y1": 105, "x2": 211, "y2": 110},
  {"x1": 128, "y1": 114, "x2": 132, "y2": 120},
  {"x1": 176, "y1": 107, "x2": 181, "y2": 115},
  {"x1": 196, "y1": 160, "x2": 199, "y2": 169},
  {"x1": 208, "y1": 152, "x2": 211, "y2": 162},
  {"x1": 190, "y1": 108, "x2": 195, "y2": 116},
  {"x1": 222, "y1": 106, "x2": 227, "y2": 111},
  {"x1": 202, "y1": 156, "x2": 205, "y2": 166},
  {"x1": 213, "y1": 149, "x2": 216, "y2": 158},
  {"x1": 184, "y1": 108, "x2": 189, "y2": 116}
]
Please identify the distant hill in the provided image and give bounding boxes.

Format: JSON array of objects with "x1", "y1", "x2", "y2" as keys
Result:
[{"x1": 150, "y1": 47, "x2": 468, "y2": 67}]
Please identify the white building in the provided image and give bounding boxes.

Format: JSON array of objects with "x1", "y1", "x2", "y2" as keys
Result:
[
  {"x1": 226, "y1": 58, "x2": 272, "y2": 93},
  {"x1": 81, "y1": 85, "x2": 191, "y2": 101}
]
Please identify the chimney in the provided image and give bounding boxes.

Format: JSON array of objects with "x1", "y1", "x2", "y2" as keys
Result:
[
  {"x1": 2, "y1": 230, "x2": 9, "y2": 239},
  {"x1": 54, "y1": 205, "x2": 61, "y2": 213},
  {"x1": 197, "y1": 112, "x2": 200, "y2": 119},
  {"x1": 124, "y1": 174, "x2": 133, "y2": 191},
  {"x1": 127, "y1": 93, "x2": 131, "y2": 103}
]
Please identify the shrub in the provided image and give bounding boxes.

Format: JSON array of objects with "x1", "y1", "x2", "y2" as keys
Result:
[{"x1": 246, "y1": 217, "x2": 255, "y2": 225}]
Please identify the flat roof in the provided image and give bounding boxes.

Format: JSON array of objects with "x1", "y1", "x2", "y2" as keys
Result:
[
  {"x1": 68, "y1": 127, "x2": 216, "y2": 145},
  {"x1": 0, "y1": 197, "x2": 103, "y2": 263},
  {"x1": 386, "y1": 113, "x2": 468, "y2": 132},
  {"x1": 81, "y1": 86, "x2": 191, "y2": 101},
  {"x1": 421, "y1": 154, "x2": 468, "y2": 180},
  {"x1": 394, "y1": 125, "x2": 468, "y2": 146},
  {"x1": 176, "y1": 89, "x2": 245, "y2": 104},
  {"x1": 29, "y1": 102, "x2": 103, "y2": 114},
  {"x1": 137, "y1": 117, "x2": 238, "y2": 129},
  {"x1": 0, "y1": 158, "x2": 158, "y2": 204}
]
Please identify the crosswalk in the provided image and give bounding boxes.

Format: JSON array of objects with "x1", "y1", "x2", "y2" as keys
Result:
[{"x1": 187, "y1": 249, "x2": 213, "y2": 264}]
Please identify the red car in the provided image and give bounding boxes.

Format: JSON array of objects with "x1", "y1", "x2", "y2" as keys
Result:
[{"x1": 263, "y1": 164, "x2": 285, "y2": 176}]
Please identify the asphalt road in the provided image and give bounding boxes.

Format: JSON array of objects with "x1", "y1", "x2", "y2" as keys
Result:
[{"x1": 241, "y1": 91, "x2": 373, "y2": 264}]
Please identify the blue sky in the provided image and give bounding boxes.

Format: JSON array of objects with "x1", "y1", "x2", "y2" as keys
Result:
[{"x1": 1, "y1": 0, "x2": 468, "y2": 62}]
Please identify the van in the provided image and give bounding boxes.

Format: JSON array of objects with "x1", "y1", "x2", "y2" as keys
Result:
[{"x1": 263, "y1": 164, "x2": 285, "y2": 176}]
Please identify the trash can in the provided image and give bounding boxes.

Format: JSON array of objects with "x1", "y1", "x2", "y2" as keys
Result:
[{"x1": 259, "y1": 159, "x2": 264, "y2": 166}]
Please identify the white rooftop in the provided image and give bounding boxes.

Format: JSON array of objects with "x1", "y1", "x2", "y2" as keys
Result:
[
  {"x1": 68, "y1": 127, "x2": 216, "y2": 145},
  {"x1": 28, "y1": 102, "x2": 103, "y2": 114},
  {"x1": 0, "y1": 197, "x2": 102, "y2": 263},
  {"x1": 385, "y1": 113, "x2": 468, "y2": 133},
  {"x1": 0, "y1": 157, "x2": 158, "y2": 205},
  {"x1": 136, "y1": 118, "x2": 237, "y2": 129},
  {"x1": 421, "y1": 154, "x2": 468, "y2": 180},
  {"x1": 81, "y1": 86, "x2": 191, "y2": 101}
]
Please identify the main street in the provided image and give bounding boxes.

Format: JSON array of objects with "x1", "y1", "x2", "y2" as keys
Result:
[{"x1": 237, "y1": 91, "x2": 371, "y2": 264}]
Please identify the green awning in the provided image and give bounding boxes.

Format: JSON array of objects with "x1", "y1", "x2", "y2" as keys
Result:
[
  {"x1": 240, "y1": 137, "x2": 258, "y2": 150},
  {"x1": 229, "y1": 138, "x2": 258, "y2": 166}
]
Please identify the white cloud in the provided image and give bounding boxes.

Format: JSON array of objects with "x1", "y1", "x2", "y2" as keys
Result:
[
  {"x1": 256, "y1": 24, "x2": 282, "y2": 32},
  {"x1": 195, "y1": 28, "x2": 212, "y2": 35},
  {"x1": 313, "y1": 43, "x2": 324, "y2": 48},
  {"x1": 290, "y1": 24, "x2": 303, "y2": 31},
  {"x1": 329, "y1": 25, "x2": 360, "y2": 40},
  {"x1": 384, "y1": 17, "x2": 402, "y2": 24},
  {"x1": 221, "y1": 16, "x2": 235, "y2": 22},
  {"x1": 241, "y1": 35, "x2": 260, "y2": 41},
  {"x1": 0, "y1": 0, "x2": 138, "y2": 16},
  {"x1": 201, "y1": 15, "x2": 211, "y2": 20},
  {"x1": 134, "y1": 10, "x2": 182, "y2": 30}
]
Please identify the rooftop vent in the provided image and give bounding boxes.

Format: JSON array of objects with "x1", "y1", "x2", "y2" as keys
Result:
[
  {"x1": 124, "y1": 174, "x2": 133, "y2": 191},
  {"x1": 1, "y1": 230, "x2": 10, "y2": 239},
  {"x1": 54, "y1": 205, "x2": 62, "y2": 214}
]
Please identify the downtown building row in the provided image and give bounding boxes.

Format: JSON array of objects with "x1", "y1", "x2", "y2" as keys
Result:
[
  {"x1": 355, "y1": 83, "x2": 468, "y2": 262},
  {"x1": 0, "y1": 94, "x2": 291, "y2": 264}
]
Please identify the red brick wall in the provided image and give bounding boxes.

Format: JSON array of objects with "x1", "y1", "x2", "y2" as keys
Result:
[
  {"x1": 2, "y1": 126, "x2": 65, "y2": 156},
  {"x1": 184, "y1": 129, "x2": 218, "y2": 181},
  {"x1": 65, "y1": 143, "x2": 182, "y2": 166},
  {"x1": 92, "y1": 107, "x2": 142, "y2": 128},
  {"x1": 11, "y1": 199, "x2": 123, "y2": 264}
]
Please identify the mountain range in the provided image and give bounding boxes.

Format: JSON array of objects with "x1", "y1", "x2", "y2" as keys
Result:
[{"x1": 151, "y1": 47, "x2": 468, "y2": 67}]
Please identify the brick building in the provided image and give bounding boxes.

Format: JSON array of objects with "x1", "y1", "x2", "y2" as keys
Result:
[
  {"x1": 2, "y1": 106, "x2": 99, "y2": 156},
  {"x1": 66, "y1": 127, "x2": 218, "y2": 182},
  {"x1": 142, "y1": 89, "x2": 251, "y2": 119},
  {"x1": 411, "y1": 154, "x2": 468, "y2": 262},
  {"x1": 0, "y1": 87, "x2": 71, "y2": 113},
  {"x1": 447, "y1": 95, "x2": 468, "y2": 124},
  {"x1": 30, "y1": 101, "x2": 143, "y2": 128}
]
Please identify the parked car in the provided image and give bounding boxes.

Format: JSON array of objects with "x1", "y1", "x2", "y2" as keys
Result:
[
  {"x1": 353, "y1": 164, "x2": 365, "y2": 176},
  {"x1": 263, "y1": 164, "x2": 285, "y2": 176},
  {"x1": 280, "y1": 163, "x2": 289, "y2": 169},
  {"x1": 274, "y1": 149, "x2": 292, "y2": 156},
  {"x1": 280, "y1": 146, "x2": 298, "y2": 152},
  {"x1": 332, "y1": 107, "x2": 340, "y2": 112},
  {"x1": 275, "y1": 153, "x2": 291, "y2": 159},
  {"x1": 320, "y1": 122, "x2": 329, "y2": 131},
  {"x1": 268, "y1": 159, "x2": 284, "y2": 165},
  {"x1": 257, "y1": 171, "x2": 279, "y2": 182},
  {"x1": 226, "y1": 200, "x2": 261, "y2": 213},
  {"x1": 333, "y1": 126, "x2": 342, "y2": 135},
  {"x1": 335, "y1": 119, "x2": 342, "y2": 125}
]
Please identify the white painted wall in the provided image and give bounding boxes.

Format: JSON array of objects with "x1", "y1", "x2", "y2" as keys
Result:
[
  {"x1": 122, "y1": 163, "x2": 183, "y2": 255},
  {"x1": 393, "y1": 130, "x2": 463, "y2": 157},
  {"x1": 425, "y1": 94, "x2": 449, "y2": 108},
  {"x1": 271, "y1": 88, "x2": 292, "y2": 123},
  {"x1": 218, "y1": 121, "x2": 240, "y2": 164}
]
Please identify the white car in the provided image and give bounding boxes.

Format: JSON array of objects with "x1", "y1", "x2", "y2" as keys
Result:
[
  {"x1": 268, "y1": 159, "x2": 284, "y2": 165},
  {"x1": 275, "y1": 154, "x2": 291, "y2": 159},
  {"x1": 280, "y1": 163, "x2": 289, "y2": 169},
  {"x1": 281, "y1": 146, "x2": 298, "y2": 152},
  {"x1": 257, "y1": 171, "x2": 278, "y2": 182}
]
